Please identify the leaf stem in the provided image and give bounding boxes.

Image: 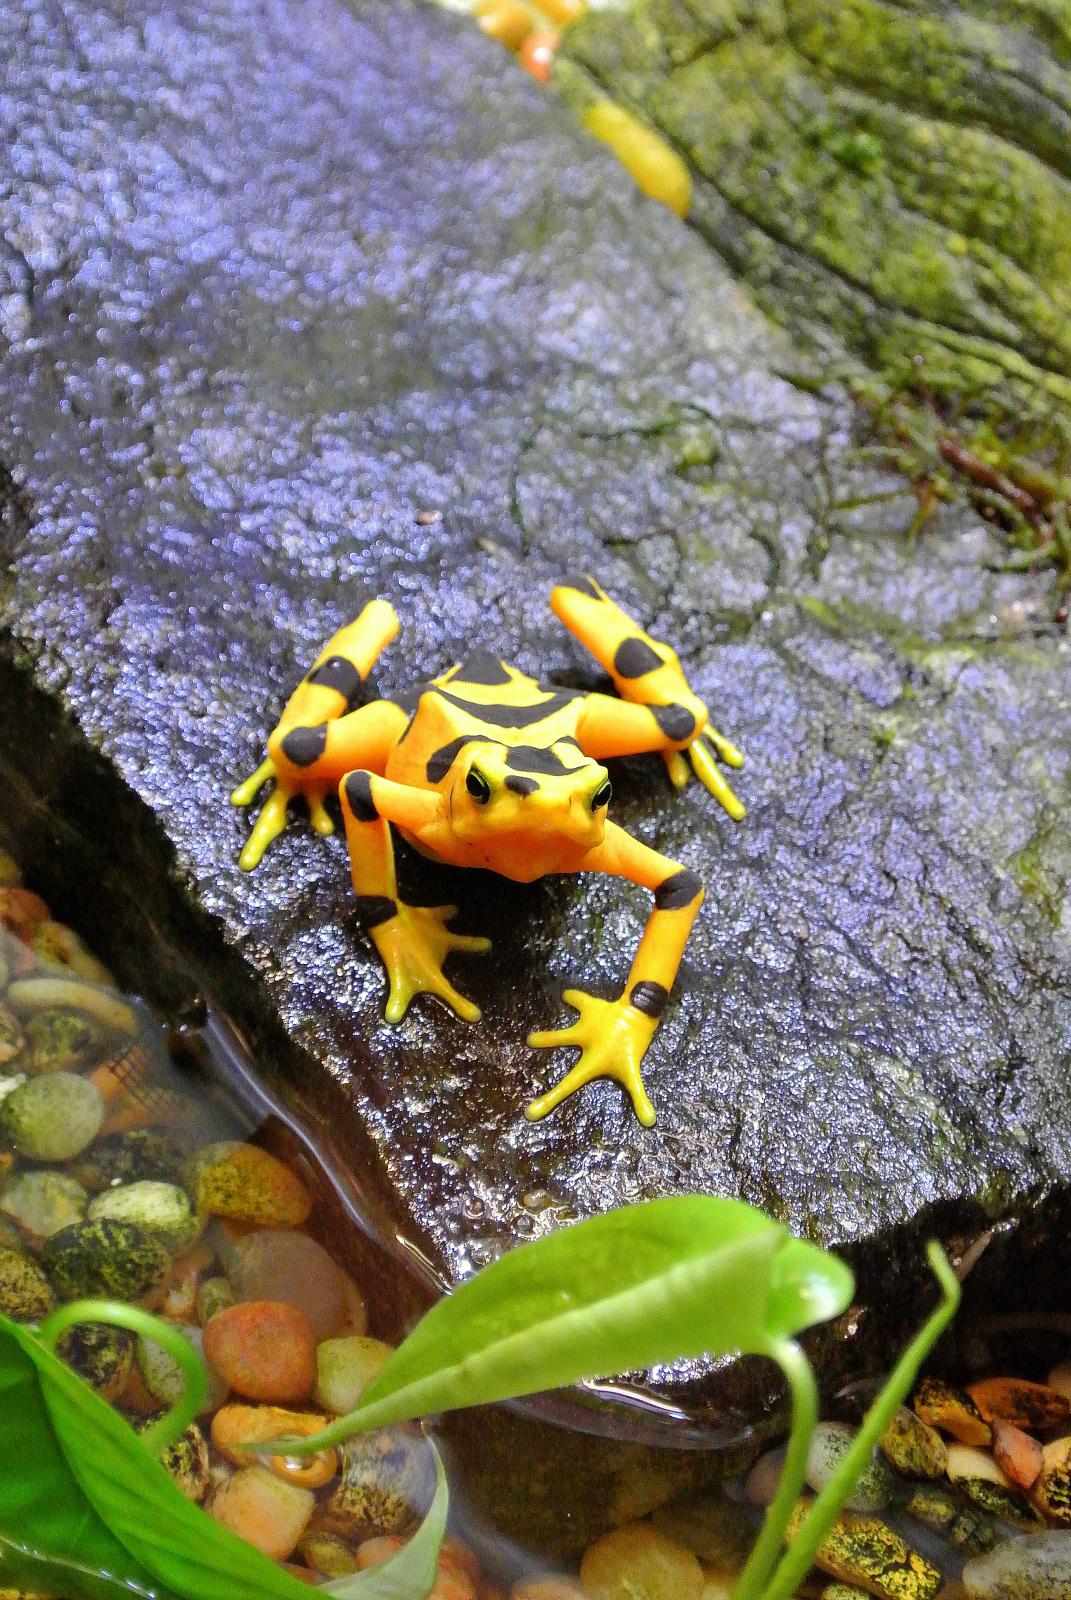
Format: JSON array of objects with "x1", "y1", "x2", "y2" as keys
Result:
[
  {"x1": 730, "y1": 1339, "x2": 817, "y2": 1600},
  {"x1": 761, "y1": 1243, "x2": 961, "y2": 1600},
  {"x1": 36, "y1": 1298, "x2": 208, "y2": 1458}
]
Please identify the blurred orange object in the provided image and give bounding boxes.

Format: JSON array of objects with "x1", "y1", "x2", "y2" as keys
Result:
[
  {"x1": 520, "y1": 29, "x2": 559, "y2": 81},
  {"x1": 474, "y1": 0, "x2": 535, "y2": 49}
]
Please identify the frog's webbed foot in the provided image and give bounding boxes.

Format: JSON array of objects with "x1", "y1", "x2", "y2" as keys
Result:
[
  {"x1": 663, "y1": 721, "x2": 745, "y2": 820},
  {"x1": 230, "y1": 759, "x2": 334, "y2": 872},
  {"x1": 526, "y1": 988, "x2": 659, "y2": 1127},
  {"x1": 370, "y1": 903, "x2": 491, "y2": 1024}
]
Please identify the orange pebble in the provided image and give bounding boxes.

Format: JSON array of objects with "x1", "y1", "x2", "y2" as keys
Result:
[
  {"x1": 357, "y1": 1536, "x2": 407, "y2": 1570},
  {"x1": 210, "y1": 1465, "x2": 314, "y2": 1560},
  {"x1": 118, "y1": 1361, "x2": 163, "y2": 1417},
  {"x1": 212, "y1": 1402, "x2": 338, "y2": 1488},
  {"x1": 203, "y1": 1301, "x2": 317, "y2": 1403},
  {"x1": 967, "y1": 1378, "x2": 1071, "y2": 1433},
  {"x1": 0, "y1": 888, "x2": 50, "y2": 943},
  {"x1": 536, "y1": 0, "x2": 584, "y2": 22},
  {"x1": 993, "y1": 1418, "x2": 1044, "y2": 1492},
  {"x1": 519, "y1": 29, "x2": 559, "y2": 83},
  {"x1": 186, "y1": 1142, "x2": 313, "y2": 1228}
]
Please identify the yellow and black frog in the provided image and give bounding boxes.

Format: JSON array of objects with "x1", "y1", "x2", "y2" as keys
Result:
[{"x1": 232, "y1": 578, "x2": 745, "y2": 1126}]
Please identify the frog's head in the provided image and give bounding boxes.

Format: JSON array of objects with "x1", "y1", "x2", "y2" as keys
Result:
[{"x1": 447, "y1": 739, "x2": 612, "y2": 850}]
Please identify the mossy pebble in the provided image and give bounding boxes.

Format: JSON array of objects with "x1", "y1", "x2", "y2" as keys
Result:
[
  {"x1": 318, "y1": 1426, "x2": 433, "y2": 1540},
  {"x1": 137, "y1": 1322, "x2": 227, "y2": 1413},
  {"x1": 807, "y1": 1421, "x2": 896, "y2": 1511},
  {"x1": 0, "y1": 1005, "x2": 24, "y2": 1067},
  {"x1": 184, "y1": 1141, "x2": 312, "y2": 1227},
  {"x1": 87, "y1": 1180, "x2": 196, "y2": 1252},
  {"x1": 138, "y1": 1416, "x2": 210, "y2": 1502},
  {"x1": 785, "y1": 1500, "x2": 941, "y2": 1600},
  {"x1": 57, "y1": 1320, "x2": 134, "y2": 1400},
  {"x1": 42, "y1": 1218, "x2": 171, "y2": 1301},
  {"x1": 1, "y1": 1170, "x2": 88, "y2": 1243},
  {"x1": 298, "y1": 1530, "x2": 359, "y2": 1577},
  {"x1": 881, "y1": 1406, "x2": 947, "y2": 1480},
  {"x1": 196, "y1": 1274, "x2": 234, "y2": 1324},
  {"x1": 0, "y1": 1245, "x2": 55, "y2": 1321},
  {"x1": 315, "y1": 1335, "x2": 394, "y2": 1415},
  {"x1": 580, "y1": 1522, "x2": 705, "y2": 1600},
  {"x1": 964, "y1": 1532, "x2": 1071, "y2": 1600},
  {"x1": 21, "y1": 1008, "x2": 96, "y2": 1076},
  {"x1": 71, "y1": 1128, "x2": 185, "y2": 1192},
  {"x1": 0, "y1": 1071, "x2": 103, "y2": 1159}
]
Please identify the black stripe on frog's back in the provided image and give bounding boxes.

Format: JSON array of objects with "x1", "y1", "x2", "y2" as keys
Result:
[
  {"x1": 446, "y1": 650, "x2": 513, "y2": 687},
  {"x1": 433, "y1": 686, "x2": 579, "y2": 728}
]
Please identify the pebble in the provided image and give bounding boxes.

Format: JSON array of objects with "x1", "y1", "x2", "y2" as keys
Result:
[
  {"x1": 202, "y1": 1301, "x2": 317, "y2": 1403},
  {"x1": 785, "y1": 1499, "x2": 942, "y2": 1600},
  {"x1": 914, "y1": 1378, "x2": 992, "y2": 1447},
  {"x1": 315, "y1": 1335, "x2": 394, "y2": 1415},
  {"x1": 184, "y1": 1142, "x2": 312, "y2": 1228},
  {"x1": 948, "y1": 1447, "x2": 1013, "y2": 1489},
  {"x1": 139, "y1": 1417, "x2": 210, "y2": 1503},
  {"x1": 512, "y1": 1579, "x2": 588, "y2": 1600},
  {"x1": 42, "y1": 1218, "x2": 172, "y2": 1302},
  {"x1": 30, "y1": 922, "x2": 113, "y2": 986},
  {"x1": 746, "y1": 1447, "x2": 786, "y2": 1506},
  {"x1": 0, "y1": 1071, "x2": 104, "y2": 1160},
  {"x1": 225, "y1": 1228, "x2": 349, "y2": 1341},
  {"x1": 0, "y1": 1004, "x2": 24, "y2": 1066},
  {"x1": 1032, "y1": 1439, "x2": 1071, "y2": 1526},
  {"x1": 20, "y1": 1008, "x2": 96, "y2": 1076},
  {"x1": 964, "y1": 1532, "x2": 1071, "y2": 1600},
  {"x1": 57, "y1": 1321, "x2": 134, "y2": 1401},
  {"x1": 318, "y1": 1426, "x2": 433, "y2": 1540},
  {"x1": 881, "y1": 1407, "x2": 948, "y2": 1480},
  {"x1": 650, "y1": 1490, "x2": 755, "y2": 1569},
  {"x1": 904, "y1": 1485, "x2": 996, "y2": 1556},
  {"x1": 137, "y1": 1323, "x2": 227, "y2": 1414},
  {"x1": 210, "y1": 1402, "x2": 337, "y2": 1488},
  {"x1": 958, "y1": 1479, "x2": 1044, "y2": 1531},
  {"x1": 579, "y1": 1522, "x2": 705, "y2": 1600},
  {"x1": 196, "y1": 1274, "x2": 235, "y2": 1325},
  {"x1": 209, "y1": 1463, "x2": 315, "y2": 1560},
  {"x1": 87, "y1": 1181, "x2": 197, "y2": 1254},
  {"x1": 992, "y1": 1419, "x2": 1043, "y2": 1492},
  {"x1": 807, "y1": 1422, "x2": 897, "y2": 1511},
  {"x1": 968, "y1": 1380, "x2": 1071, "y2": 1434},
  {"x1": 0, "y1": 1170, "x2": 88, "y2": 1243},
  {"x1": 298, "y1": 1531, "x2": 359, "y2": 1577},
  {"x1": 0, "y1": 1245, "x2": 56, "y2": 1321},
  {"x1": 71, "y1": 1128, "x2": 185, "y2": 1192}
]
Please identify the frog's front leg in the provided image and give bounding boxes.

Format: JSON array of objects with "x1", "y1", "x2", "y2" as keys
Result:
[
  {"x1": 339, "y1": 772, "x2": 490, "y2": 1024},
  {"x1": 551, "y1": 576, "x2": 745, "y2": 818},
  {"x1": 526, "y1": 822, "x2": 703, "y2": 1126},
  {"x1": 231, "y1": 600, "x2": 401, "y2": 870}
]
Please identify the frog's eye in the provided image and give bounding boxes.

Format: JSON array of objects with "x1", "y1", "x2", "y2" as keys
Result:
[
  {"x1": 466, "y1": 767, "x2": 492, "y2": 804},
  {"x1": 592, "y1": 780, "x2": 613, "y2": 810}
]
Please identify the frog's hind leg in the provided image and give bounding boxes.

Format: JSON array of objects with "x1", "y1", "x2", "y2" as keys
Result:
[
  {"x1": 551, "y1": 575, "x2": 745, "y2": 819},
  {"x1": 232, "y1": 599, "x2": 402, "y2": 869},
  {"x1": 339, "y1": 772, "x2": 490, "y2": 1024}
]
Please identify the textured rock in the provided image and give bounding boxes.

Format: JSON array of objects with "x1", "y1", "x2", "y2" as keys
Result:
[
  {"x1": 558, "y1": 0, "x2": 1071, "y2": 413},
  {"x1": 0, "y1": 0, "x2": 1070, "y2": 1452}
]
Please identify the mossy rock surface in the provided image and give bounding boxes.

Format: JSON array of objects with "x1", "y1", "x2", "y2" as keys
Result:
[
  {"x1": 0, "y1": 0, "x2": 1069, "y2": 1456},
  {"x1": 558, "y1": 0, "x2": 1071, "y2": 415}
]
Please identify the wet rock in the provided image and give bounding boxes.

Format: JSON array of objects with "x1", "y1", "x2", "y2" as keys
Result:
[
  {"x1": 142, "y1": 1418, "x2": 211, "y2": 1504},
  {"x1": 0, "y1": 1170, "x2": 89, "y2": 1245},
  {"x1": 902, "y1": 1484, "x2": 996, "y2": 1558},
  {"x1": 57, "y1": 1321, "x2": 134, "y2": 1401},
  {"x1": 968, "y1": 1380, "x2": 1071, "y2": 1434},
  {"x1": 0, "y1": 1246, "x2": 55, "y2": 1322},
  {"x1": 650, "y1": 1490, "x2": 755, "y2": 1570},
  {"x1": 19, "y1": 1009, "x2": 96, "y2": 1077},
  {"x1": 210, "y1": 1464, "x2": 315, "y2": 1560},
  {"x1": 964, "y1": 1532, "x2": 1071, "y2": 1600},
  {"x1": 1032, "y1": 1440, "x2": 1071, "y2": 1527},
  {"x1": 224, "y1": 1228, "x2": 349, "y2": 1342},
  {"x1": 315, "y1": 1334, "x2": 394, "y2": 1415},
  {"x1": 202, "y1": 1300, "x2": 317, "y2": 1403},
  {"x1": 580, "y1": 1523, "x2": 704, "y2": 1600},
  {"x1": 317, "y1": 1427, "x2": 433, "y2": 1540},
  {"x1": 184, "y1": 1144, "x2": 312, "y2": 1229},
  {"x1": 87, "y1": 1181, "x2": 196, "y2": 1254},
  {"x1": 914, "y1": 1381, "x2": 992, "y2": 1448},
  {"x1": 71, "y1": 1129, "x2": 186, "y2": 1193},
  {"x1": 137, "y1": 1323, "x2": 227, "y2": 1413},
  {"x1": 0, "y1": 0, "x2": 1070, "y2": 1456}
]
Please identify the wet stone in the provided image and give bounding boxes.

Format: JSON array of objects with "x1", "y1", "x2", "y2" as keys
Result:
[
  {"x1": 903, "y1": 1484, "x2": 996, "y2": 1558},
  {"x1": 807, "y1": 1421, "x2": 897, "y2": 1511},
  {"x1": 1, "y1": 0, "x2": 1070, "y2": 1442},
  {"x1": 0, "y1": 1072, "x2": 103, "y2": 1161},
  {"x1": 143, "y1": 1418, "x2": 211, "y2": 1504},
  {"x1": 0, "y1": 1246, "x2": 55, "y2": 1322},
  {"x1": 70, "y1": 1129, "x2": 186, "y2": 1193},
  {"x1": 785, "y1": 1500, "x2": 942, "y2": 1600},
  {"x1": 57, "y1": 1321, "x2": 134, "y2": 1401},
  {"x1": 86, "y1": 1181, "x2": 197, "y2": 1254},
  {"x1": 41, "y1": 1218, "x2": 172, "y2": 1302},
  {"x1": 224, "y1": 1228, "x2": 348, "y2": 1343},
  {"x1": 0, "y1": 1170, "x2": 89, "y2": 1244},
  {"x1": 318, "y1": 1427, "x2": 433, "y2": 1540}
]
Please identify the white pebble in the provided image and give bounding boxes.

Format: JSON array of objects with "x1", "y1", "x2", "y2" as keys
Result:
[{"x1": 964, "y1": 1532, "x2": 1071, "y2": 1600}]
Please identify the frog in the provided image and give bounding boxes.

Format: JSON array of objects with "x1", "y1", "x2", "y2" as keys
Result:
[{"x1": 231, "y1": 576, "x2": 745, "y2": 1126}]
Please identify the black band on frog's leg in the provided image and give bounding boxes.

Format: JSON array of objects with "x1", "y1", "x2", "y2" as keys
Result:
[
  {"x1": 651, "y1": 702, "x2": 700, "y2": 743},
  {"x1": 655, "y1": 868, "x2": 702, "y2": 910},
  {"x1": 281, "y1": 724, "x2": 328, "y2": 768},
  {"x1": 355, "y1": 894, "x2": 397, "y2": 928},
  {"x1": 613, "y1": 638, "x2": 663, "y2": 679},
  {"x1": 629, "y1": 980, "x2": 669, "y2": 1019},
  {"x1": 306, "y1": 654, "x2": 363, "y2": 700},
  {"x1": 343, "y1": 770, "x2": 379, "y2": 822}
]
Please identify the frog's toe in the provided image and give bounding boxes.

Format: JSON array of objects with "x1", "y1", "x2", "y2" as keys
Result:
[
  {"x1": 231, "y1": 756, "x2": 277, "y2": 807},
  {"x1": 525, "y1": 989, "x2": 658, "y2": 1125}
]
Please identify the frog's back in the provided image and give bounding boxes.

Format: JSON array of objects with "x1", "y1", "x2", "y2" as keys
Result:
[{"x1": 385, "y1": 650, "x2": 583, "y2": 790}]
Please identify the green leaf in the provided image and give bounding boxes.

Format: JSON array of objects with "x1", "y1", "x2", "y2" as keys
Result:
[
  {"x1": 271, "y1": 1198, "x2": 853, "y2": 1451},
  {"x1": 0, "y1": 1306, "x2": 449, "y2": 1600}
]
